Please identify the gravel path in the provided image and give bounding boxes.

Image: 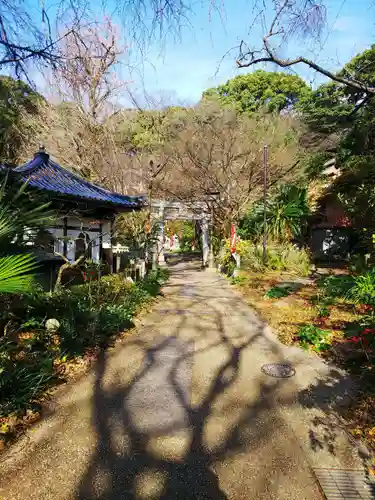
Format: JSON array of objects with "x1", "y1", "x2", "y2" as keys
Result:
[{"x1": 0, "y1": 262, "x2": 368, "y2": 500}]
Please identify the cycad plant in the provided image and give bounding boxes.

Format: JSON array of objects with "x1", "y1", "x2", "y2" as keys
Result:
[
  {"x1": 0, "y1": 172, "x2": 53, "y2": 293},
  {"x1": 240, "y1": 184, "x2": 310, "y2": 244}
]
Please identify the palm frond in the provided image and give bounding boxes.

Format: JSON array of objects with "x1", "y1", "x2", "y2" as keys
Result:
[
  {"x1": 0, "y1": 175, "x2": 54, "y2": 243},
  {"x1": 0, "y1": 254, "x2": 38, "y2": 293}
]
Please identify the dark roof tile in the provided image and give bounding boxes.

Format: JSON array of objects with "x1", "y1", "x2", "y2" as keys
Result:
[{"x1": 10, "y1": 151, "x2": 144, "y2": 209}]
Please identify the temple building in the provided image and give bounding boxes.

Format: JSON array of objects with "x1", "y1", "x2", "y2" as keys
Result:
[{"x1": 4, "y1": 146, "x2": 144, "y2": 278}]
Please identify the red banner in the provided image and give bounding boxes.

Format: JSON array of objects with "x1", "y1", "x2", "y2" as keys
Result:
[{"x1": 231, "y1": 224, "x2": 236, "y2": 254}]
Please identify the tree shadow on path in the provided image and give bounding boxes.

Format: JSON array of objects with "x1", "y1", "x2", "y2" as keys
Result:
[
  {"x1": 75, "y1": 314, "x2": 281, "y2": 500},
  {"x1": 74, "y1": 265, "x2": 360, "y2": 500}
]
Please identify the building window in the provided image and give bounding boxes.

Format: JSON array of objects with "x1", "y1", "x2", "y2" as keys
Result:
[{"x1": 75, "y1": 232, "x2": 92, "y2": 260}]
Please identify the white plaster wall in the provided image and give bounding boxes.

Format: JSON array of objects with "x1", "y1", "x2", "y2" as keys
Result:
[
  {"x1": 64, "y1": 229, "x2": 100, "y2": 263},
  {"x1": 102, "y1": 221, "x2": 111, "y2": 249},
  {"x1": 48, "y1": 217, "x2": 109, "y2": 263},
  {"x1": 47, "y1": 227, "x2": 64, "y2": 255},
  {"x1": 91, "y1": 237, "x2": 100, "y2": 262}
]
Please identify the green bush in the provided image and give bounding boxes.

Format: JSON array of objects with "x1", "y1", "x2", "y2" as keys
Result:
[
  {"x1": 318, "y1": 268, "x2": 375, "y2": 308},
  {"x1": 0, "y1": 332, "x2": 57, "y2": 416},
  {"x1": 317, "y1": 275, "x2": 355, "y2": 299},
  {"x1": 264, "y1": 286, "x2": 292, "y2": 299},
  {"x1": 0, "y1": 269, "x2": 169, "y2": 419},
  {"x1": 179, "y1": 221, "x2": 196, "y2": 252},
  {"x1": 347, "y1": 268, "x2": 375, "y2": 306},
  {"x1": 277, "y1": 244, "x2": 311, "y2": 276},
  {"x1": 217, "y1": 239, "x2": 311, "y2": 276},
  {"x1": 239, "y1": 184, "x2": 310, "y2": 244},
  {"x1": 230, "y1": 275, "x2": 247, "y2": 285},
  {"x1": 296, "y1": 324, "x2": 330, "y2": 352}
]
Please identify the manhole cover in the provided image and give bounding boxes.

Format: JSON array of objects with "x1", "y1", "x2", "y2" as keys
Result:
[{"x1": 261, "y1": 363, "x2": 295, "y2": 378}]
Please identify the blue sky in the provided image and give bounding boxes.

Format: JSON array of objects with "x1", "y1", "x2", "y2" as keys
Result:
[
  {"x1": 122, "y1": 0, "x2": 374, "y2": 106},
  {"x1": 14, "y1": 0, "x2": 374, "y2": 107}
]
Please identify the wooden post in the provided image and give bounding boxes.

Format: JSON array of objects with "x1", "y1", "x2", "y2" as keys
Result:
[
  {"x1": 63, "y1": 217, "x2": 68, "y2": 258},
  {"x1": 110, "y1": 219, "x2": 115, "y2": 273},
  {"x1": 99, "y1": 223, "x2": 103, "y2": 262}
]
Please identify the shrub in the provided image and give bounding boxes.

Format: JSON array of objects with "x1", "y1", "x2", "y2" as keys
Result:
[
  {"x1": 217, "y1": 239, "x2": 311, "y2": 276},
  {"x1": 217, "y1": 239, "x2": 255, "y2": 269},
  {"x1": 316, "y1": 305, "x2": 331, "y2": 318},
  {"x1": 231, "y1": 275, "x2": 247, "y2": 285},
  {"x1": 239, "y1": 184, "x2": 310, "y2": 243},
  {"x1": 344, "y1": 320, "x2": 375, "y2": 353},
  {"x1": 0, "y1": 333, "x2": 57, "y2": 416},
  {"x1": 264, "y1": 286, "x2": 292, "y2": 299},
  {"x1": 0, "y1": 269, "x2": 168, "y2": 419},
  {"x1": 347, "y1": 268, "x2": 375, "y2": 306},
  {"x1": 296, "y1": 324, "x2": 331, "y2": 352},
  {"x1": 317, "y1": 275, "x2": 355, "y2": 299},
  {"x1": 277, "y1": 244, "x2": 311, "y2": 276}
]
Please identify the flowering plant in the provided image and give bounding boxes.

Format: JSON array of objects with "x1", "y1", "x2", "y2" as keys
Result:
[{"x1": 345, "y1": 327, "x2": 375, "y2": 352}]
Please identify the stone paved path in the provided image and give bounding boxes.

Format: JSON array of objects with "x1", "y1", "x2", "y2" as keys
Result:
[{"x1": 0, "y1": 262, "x2": 369, "y2": 500}]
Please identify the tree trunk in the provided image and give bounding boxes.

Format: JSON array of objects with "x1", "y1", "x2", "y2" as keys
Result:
[{"x1": 54, "y1": 255, "x2": 85, "y2": 291}]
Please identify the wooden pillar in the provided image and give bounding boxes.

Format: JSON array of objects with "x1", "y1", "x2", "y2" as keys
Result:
[
  {"x1": 110, "y1": 219, "x2": 115, "y2": 273},
  {"x1": 63, "y1": 217, "x2": 68, "y2": 257},
  {"x1": 99, "y1": 223, "x2": 103, "y2": 263}
]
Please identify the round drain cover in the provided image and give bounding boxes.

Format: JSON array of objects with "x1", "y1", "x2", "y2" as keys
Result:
[{"x1": 261, "y1": 363, "x2": 295, "y2": 378}]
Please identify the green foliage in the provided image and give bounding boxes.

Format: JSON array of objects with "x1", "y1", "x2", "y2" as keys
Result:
[
  {"x1": 296, "y1": 324, "x2": 330, "y2": 351},
  {"x1": 218, "y1": 239, "x2": 311, "y2": 276},
  {"x1": 203, "y1": 70, "x2": 310, "y2": 114},
  {"x1": 230, "y1": 275, "x2": 247, "y2": 286},
  {"x1": 0, "y1": 173, "x2": 53, "y2": 294},
  {"x1": 349, "y1": 254, "x2": 370, "y2": 274},
  {"x1": 312, "y1": 275, "x2": 354, "y2": 322},
  {"x1": 0, "y1": 331, "x2": 57, "y2": 416},
  {"x1": 300, "y1": 46, "x2": 375, "y2": 247},
  {"x1": 344, "y1": 318, "x2": 375, "y2": 353},
  {"x1": 0, "y1": 173, "x2": 52, "y2": 246},
  {"x1": 264, "y1": 286, "x2": 292, "y2": 299},
  {"x1": 115, "y1": 210, "x2": 160, "y2": 253},
  {"x1": 121, "y1": 106, "x2": 190, "y2": 150},
  {"x1": 298, "y1": 82, "x2": 352, "y2": 133},
  {"x1": 0, "y1": 76, "x2": 42, "y2": 163},
  {"x1": 179, "y1": 221, "x2": 196, "y2": 252},
  {"x1": 316, "y1": 305, "x2": 330, "y2": 318},
  {"x1": 164, "y1": 220, "x2": 198, "y2": 253},
  {"x1": 302, "y1": 151, "x2": 331, "y2": 180},
  {"x1": 0, "y1": 254, "x2": 38, "y2": 293},
  {"x1": 334, "y1": 160, "x2": 375, "y2": 250},
  {"x1": 299, "y1": 46, "x2": 375, "y2": 138},
  {"x1": 240, "y1": 184, "x2": 310, "y2": 243},
  {"x1": 0, "y1": 269, "x2": 168, "y2": 417},
  {"x1": 347, "y1": 268, "x2": 375, "y2": 306},
  {"x1": 317, "y1": 274, "x2": 356, "y2": 299}
]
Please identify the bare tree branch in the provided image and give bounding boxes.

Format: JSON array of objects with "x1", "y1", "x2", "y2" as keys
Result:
[
  {"x1": 54, "y1": 253, "x2": 85, "y2": 290},
  {"x1": 236, "y1": 0, "x2": 375, "y2": 95},
  {"x1": 155, "y1": 101, "x2": 301, "y2": 236},
  {"x1": 0, "y1": 0, "x2": 190, "y2": 79}
]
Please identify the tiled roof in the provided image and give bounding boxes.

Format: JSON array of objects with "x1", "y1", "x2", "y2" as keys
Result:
[{"x1": 9, "y1": 150, "x2": 144, "y2": 209}]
